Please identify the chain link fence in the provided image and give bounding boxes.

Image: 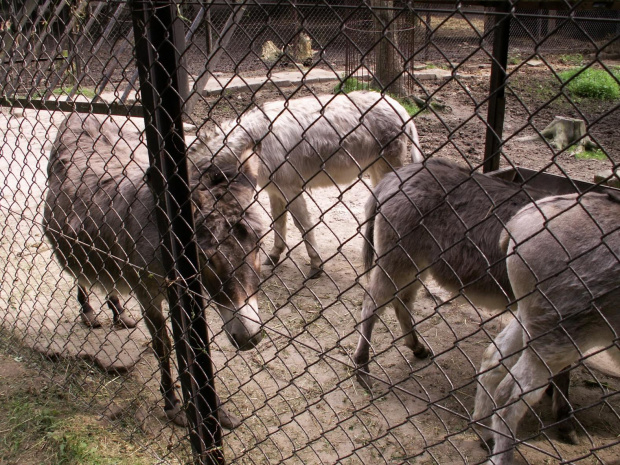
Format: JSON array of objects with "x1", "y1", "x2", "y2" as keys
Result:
[{"x1": 0, "y1": 1, "x2": 619, "y2": 464}]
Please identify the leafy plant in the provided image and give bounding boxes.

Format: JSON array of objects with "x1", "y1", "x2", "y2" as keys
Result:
[{"x1": 559, "y1": 67, "x2": 620, "y2": 100}]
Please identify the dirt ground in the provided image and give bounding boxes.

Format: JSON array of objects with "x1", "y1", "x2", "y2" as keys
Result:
[{"x1": 0, "y1": 60, "x2": 619, "y2": 465}]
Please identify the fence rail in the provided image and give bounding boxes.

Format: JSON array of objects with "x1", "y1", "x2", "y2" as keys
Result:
[{"x1": 0, "y1": 1, "x2": 618, "y2": 464}]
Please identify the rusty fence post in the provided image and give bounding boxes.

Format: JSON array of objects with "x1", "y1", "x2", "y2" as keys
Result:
[
  {"x1": 130, "y1": 1, "x2": 224, "y2": 463},
  {"x1": 483, "y1": 2, "x2": 512, "y2": 173}
]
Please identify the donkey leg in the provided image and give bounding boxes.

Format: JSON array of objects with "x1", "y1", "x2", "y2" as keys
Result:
[
  {"x1": 138, "y1": 290, "x2": 186, "y2": 426},
  {"x1": 550, "y1": 370, "x2": 578, "y2": 444},
  {"x1": 265, "y1": 191, "x2": 288, "y2": 267},
  {"x1": 474, "y1": 318, "x2": 524, "y2": 448},
  {"x1": 353, "y1": 268, "x2": 400, "y2": 391},
  {"x1": 489, "y1": 351, "x2": 555, "y2": 465},
  {"x1": 78, "y1": 285, "x2": 101, "y2": 328},
  {"x1": 287, "y1": 193, "x2": 322, "y2": 278},
  {"x1": 353, "y1": 292, "x2": 380, "y2": 392},
  {"x1": 392, "y1": 282, "x2": 429, "y2": 359},
  {"x1": 107, "y1": 293, "x2": 137, "y2": 328}
]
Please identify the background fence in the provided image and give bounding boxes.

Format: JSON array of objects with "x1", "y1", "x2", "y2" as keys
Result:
[{"x1": 0, "y1": 1, "x2": 618, "y2": 464}]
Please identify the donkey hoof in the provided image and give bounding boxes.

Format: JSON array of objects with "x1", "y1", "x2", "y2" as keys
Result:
[
  {"x1": 114, "y1": 313, "x2": 138, "y2": 329},
  {"x1": 413, "y1": 346, "x2": 430, "y2": 359},
  {"x1": 165, "y1": 404, "x2": 188, "y2": 427},
  {"x1": 308, "y1": 267, "x2": 323, "y2": 279},
  {"x1": 356, "y1": 370, "x2": 374, "y2": 393},
  {"x1": 558, "y1": 425, "x2": 579, "y2": 445},
  {"x1": 263, "y1": 255, "x2": 280, "y2": 267},
  {"x1": 80, "y1": 312, "x2": 102, "y2": 328},
  {"x1": 219, "y1": 406, "x2": 241, "y2": 430}
]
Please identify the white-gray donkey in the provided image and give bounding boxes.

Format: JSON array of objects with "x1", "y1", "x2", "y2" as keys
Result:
[
  {"x1": 43, "y1": 113, "x2": 265, "y2": 428},
  {"x1": 473, "y1": 191, "x2": 620, "y2": 465},
  {"x1": 196, "y1": 90, "x2": 422, "y2": 277},
  {"x1": 354, "y1": 158, "x2": 592, "y2": 448}
]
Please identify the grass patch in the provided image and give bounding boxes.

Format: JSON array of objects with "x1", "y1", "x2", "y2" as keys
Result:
[
  {"x1": 0, "y1": 340, "x2": 160, "y2": 465},
  {"x1": 334, "y1": 77, "x2": 422, "y2": 116},
  {"x1": 559, "y1": 53, "x2": 584, "y2": 66},
  {"x1": 425, "y1": 62, "x2": 451, "y2": 70},
  {"x1": 32, "y1": 86, "x2": 97, "y2": 99},
  {"x1": 333, "y1": 77, "x2": 373, "y2": 94},
  {"x1": 0, "y1": 386, "x2": 154, "y2": 465},
  {"x1": 574, "y1": 147, "x2": 608, "y2": 161},
  {"x1": 508, "y1": 54, "x2": 522, "y2": 66},
  {"x1": 559, "y1": 67, "x2": 620, "y2": 100}
]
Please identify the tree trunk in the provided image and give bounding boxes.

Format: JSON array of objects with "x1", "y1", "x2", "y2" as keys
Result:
[{"x1": 372, "y1": 0, "x2": 403, "y2": 95}]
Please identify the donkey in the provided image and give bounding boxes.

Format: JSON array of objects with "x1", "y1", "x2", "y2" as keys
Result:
[
  {"x1": 353, "y1": 158, "x2": 579, "y2": 442},
  {"x1": 473, "y1": 192, "x2": 620, "y2": 465},
  {"x1": 197, "y1": 90, "x2": 422, "y2": 278},
  {"x1": 43, "y1": 113, "x2": 264, "y2": 427}
]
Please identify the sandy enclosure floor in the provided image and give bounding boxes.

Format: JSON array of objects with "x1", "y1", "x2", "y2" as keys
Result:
[{"x1": 0, "y1": 79, "x2": 619, "y2": 465}]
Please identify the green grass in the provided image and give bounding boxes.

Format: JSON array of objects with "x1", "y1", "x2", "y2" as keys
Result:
[
  {"x1": 559, "y1": 67, "x2": 620, "y2": 100},
  {"x1": 0, "y1": 341, "x2": 158, "y2": 465},
  {"x1": 574, "y1": 147, "x2": 608, "y2": 161},
  {"x1": 334, "y1": 77, "x2": 422, "y2": 116},
  {"x1": 1, "y1": 390, "x2": 153, "y2": 465},
  {"x1": 559, "y1": 53, "x2": 584, "y2": 66},
  {"x1": 52, "y1": 86, "x2": 97, "y2": 98},
  {"x1": 333, "y1": 77, "x2": 373, "y2": 94},
  {"x1": 508, "y1": 54, "x2": 522, "y2": 66},
  {"x1": 32, "y1": 86, "x2": 97, "y2": 99},
  {"x1": 425, "y1": 62, "x2": 451, "y2": 70}
]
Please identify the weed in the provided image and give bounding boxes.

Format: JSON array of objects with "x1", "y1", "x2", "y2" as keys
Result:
[
  {"x1": 559, "y1": 67, "x2": 620, "y2": 100},
  {"x1": 508, "y1": 54, "x2": 522, "y2": 66}
]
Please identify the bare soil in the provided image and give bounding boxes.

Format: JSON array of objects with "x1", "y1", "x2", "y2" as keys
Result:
[{"x1": 0, "y1": 61, "x2": 618, "y2": 464}]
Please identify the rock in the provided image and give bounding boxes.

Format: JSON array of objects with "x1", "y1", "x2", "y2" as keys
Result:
[
  {"x1": 286, "y1": 32, "x2": 314, "y2": 64},
  {"x1": 526, "y1": 59, "x2": 544, "y2": 67},
  {"x1": 261, "y1": 40, "x2": 282, "y2": 63},
  {"x1": 594, "y1": 169, "x2": 620, "y2": 188}
]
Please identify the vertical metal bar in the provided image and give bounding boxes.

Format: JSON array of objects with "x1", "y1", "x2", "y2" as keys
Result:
[
  {"x1": 130, "y1": 1, "x2": 224, "y2": 464},
  {"x1": 483, "y1": 2, "x2": 511, "y2": 173}
]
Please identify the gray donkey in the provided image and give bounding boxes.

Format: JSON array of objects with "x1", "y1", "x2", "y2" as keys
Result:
[
  {"x1": 43, "y1": 113, "x2": 264, "y2": 427},
  {"x1": 197, "y1": 90, "x2": 422, "y2": 278},
  {"x1": 354, "y1": 158, "x2": 582, "y2": 443},
  {"x1": 473, "y1": 192, "x2": 620, "y2": 465}
]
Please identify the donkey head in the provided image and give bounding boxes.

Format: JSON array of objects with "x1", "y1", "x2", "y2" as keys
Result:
[{"x1": 190, "y1": 152, "x2": 264, "y2": 351}]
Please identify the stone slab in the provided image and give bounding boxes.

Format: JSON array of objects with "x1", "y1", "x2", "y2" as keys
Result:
[
  {"x1": 202, "y1": 68, "x2": 344, "y2": 96},
  {"x1": 31, "y1": 323, "x2": 148, "y2": 374}
]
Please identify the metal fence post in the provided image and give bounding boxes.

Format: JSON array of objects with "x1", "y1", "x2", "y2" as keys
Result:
[
  {"x1": 130, "y1": 1, "x2": 224, "y2": 464},
  {"x1": 483, "y1": 2, "x2": 512, "y2": 173}
]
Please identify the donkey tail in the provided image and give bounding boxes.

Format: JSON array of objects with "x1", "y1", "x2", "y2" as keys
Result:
[
  {"x1": 407, "y1": 119, "x2": 423, "y2": 163},
  {"x1": 362, "y1": 194, "x2": 379, "y2": 273}
]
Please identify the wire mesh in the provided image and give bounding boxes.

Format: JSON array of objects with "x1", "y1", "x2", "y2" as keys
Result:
[{"x1": 0, "y1": 1, "x2": 618, "y2": 464}]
